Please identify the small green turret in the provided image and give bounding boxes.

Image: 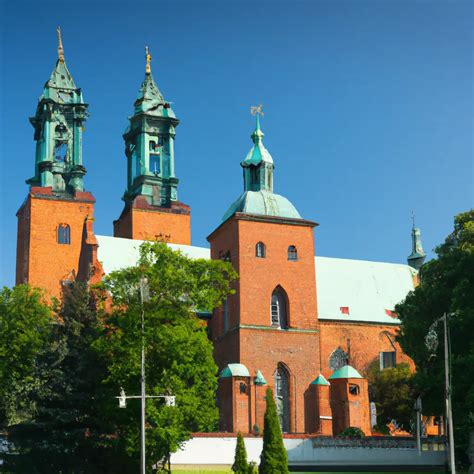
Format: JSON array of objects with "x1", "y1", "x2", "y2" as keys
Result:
[
  {"x1": 407, "y1": 217, "x2": 426, "y2": 271},
  {"x1": 28, "y1": 28, "x2": 88, "y2": 195},
  {"x1": 122, "y1": 46, "x2": 179, "y2": 207}
]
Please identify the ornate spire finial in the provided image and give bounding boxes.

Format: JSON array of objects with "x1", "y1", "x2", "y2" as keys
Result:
[
  {"x1": 145, "y1": 45, "x2": 152, "y2": 74},
  {"x1": 411, "y1": 210, "x2": 416, "y2": 229},
  {"x1": 57, "y1": 26, "x2": 65, "y2": 62},
  {"x1": 250, "y1": 104, "x2": 264, "y2": 139},
  {"x1": 250, "y1": 104, "x2": 264, "y2": 117}
]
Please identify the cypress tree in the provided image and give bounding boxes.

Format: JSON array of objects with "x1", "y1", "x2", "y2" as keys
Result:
[
  {"x1": 232, "y1": 431, "x2": 249, "y2": 473},
  {"x1": 259, "y1": 388, "x2": 289, "y2": 473}
]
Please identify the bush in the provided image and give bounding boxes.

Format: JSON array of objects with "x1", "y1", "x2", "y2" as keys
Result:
[
  {"x1": 259, "y1": 388, "x2": 289, "y2": 473},
  {"x1": 373, "y1": 423, "x2": 391, "y2": 435},
  {"x1": 232, "y1": 432, "x2": 249, "y2": 473},
  {"x1": 337, "y1": 426, "x2": 366, "y2": 438}
]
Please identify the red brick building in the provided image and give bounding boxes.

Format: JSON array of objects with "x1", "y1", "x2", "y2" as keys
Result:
[{"x1": 16, "y1": 37, "x2": 426, "y2": 436}]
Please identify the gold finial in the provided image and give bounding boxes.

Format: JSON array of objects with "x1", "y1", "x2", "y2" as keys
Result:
[
  {"x1": 57, "y1": 27, "x2": 65, "y2": 62},
  {"x1": 250, "y1": 104, "x2": 264, "y2": 116},
  {"x1": 145, "y1": 45, "x2": 152, "y2": 74}
]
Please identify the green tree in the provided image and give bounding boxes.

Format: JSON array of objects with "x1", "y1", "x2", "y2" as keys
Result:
[
  {"x1": 95, "y1": 241, "x2": 237, "y2": 472},
  {"x1": 0, "y1": 285, "x2": 52, "y2": 426},
  {"x1": 396, "y1": 210, "x2": 474, "y2": 463},
  {"x1": 5, "y1": 282, "x2": 113, "y2": 473},
  {"x1": 367, "y1": 362, "x2": 414, "y2": 432},
  {"x1": 232, "y1": 432, "x2": 249, "y2": 473},
  {"x1": 259, "y1": 388, "x2": 289, "y2": 474}
]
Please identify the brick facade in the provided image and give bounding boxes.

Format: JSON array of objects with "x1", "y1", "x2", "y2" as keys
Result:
[
  {"x1": 16, "y1": 187, "x2": 96, "y2": 298},
  {"x1": 319, "y1": 321, "x2": 414, "y2": 378},
  {"x1": 113, "y1": 196, "x2": 191, "y2": 244}
]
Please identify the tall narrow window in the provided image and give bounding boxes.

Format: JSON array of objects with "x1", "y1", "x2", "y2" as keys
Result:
[
  {"x1": 287, "y1": 245, "x2": 298, "y2": 261},
  {"x1": 150, "y1": 154, "x2": 160, "y2": 174},
  {"x1": 274, "y1": 365, "x2": 290, "y2": 432},
  {"x1": 256, "y1": 242, "x2": 266, "y2": 258},
  {"x1": 270, "y1": 287, "x2": 288, "y2": 328},
  {"x1": 58, "y1": 224, "x2": 70, "y2": 245}
]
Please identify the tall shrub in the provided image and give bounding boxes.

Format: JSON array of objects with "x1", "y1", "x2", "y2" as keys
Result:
[{"x1": 259, "y1": 388, "x2": 288, "y2": 473}]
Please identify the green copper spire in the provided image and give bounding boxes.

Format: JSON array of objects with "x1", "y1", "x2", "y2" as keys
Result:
[
  {"x1": 27, "y1": 28, "x2": 88, "y2": 194},
  {"x1": 122, "y1": 46, "x2": 180, "y2": 206},
  {"x1": 407, "y1": 214, "x2": 426, "y2": 271},
  {"x1": 222, "y1": 107, "x2": 302, "y2": 222},
  {"x1": 242, "y1": 109, "x2": 274, "y2": 191}
]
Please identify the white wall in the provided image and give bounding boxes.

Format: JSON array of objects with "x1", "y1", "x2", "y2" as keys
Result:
[{"x1": 171, "y1": 436, "x2": 446, "y2": 468}]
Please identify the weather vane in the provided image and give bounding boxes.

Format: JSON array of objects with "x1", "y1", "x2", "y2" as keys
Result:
[
  {"x1": 145, "y1": 46, "x2": 152, "y2": 74},
  {"x1": 250, "y1": 104, "x2": 264, "y2": 117},
  {"x1": 57, "y1": 26, "x2": 65, "y2": 62}
]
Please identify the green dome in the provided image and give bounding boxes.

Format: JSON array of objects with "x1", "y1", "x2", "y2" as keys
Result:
[{"x1": 222, "y1": 190, "x2": 301, "y2": 222}]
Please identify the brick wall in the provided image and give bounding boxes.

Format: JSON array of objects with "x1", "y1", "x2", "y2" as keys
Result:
[
  {"x1": 15, "y1": 189, "x2": 95, "y2": 298},
  {"x1": 113, "y1": 196, "x2": 191, "y2": 244},
  {"x1": 319, "y1": 321, "x2": 414, "y2": 378}
]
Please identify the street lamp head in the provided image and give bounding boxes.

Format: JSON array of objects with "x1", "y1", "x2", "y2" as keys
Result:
[
  {"x1": 165, "y1": 395, "x2": 176, "y2": 407},
  {"x1": 119, "y1": 387, "x2": 127, "y2": 408}
]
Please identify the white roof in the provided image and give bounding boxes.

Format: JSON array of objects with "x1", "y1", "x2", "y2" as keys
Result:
[
  {"x1": 95, "y1": 235, "x2": 210, "y2": 275},
  {"x1": 95, "y1": 236, "x2": 415, "y2": 325},
  {"x1": 315, "y1": 256, "x2": 416, "y2": 324}
]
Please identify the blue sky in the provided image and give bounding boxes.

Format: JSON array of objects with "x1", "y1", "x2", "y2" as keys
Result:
[{"x1": 0, "y1": 0, "x2": 472, "y2": 288}]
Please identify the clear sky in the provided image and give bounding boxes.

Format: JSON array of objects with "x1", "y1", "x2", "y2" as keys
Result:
[{"x1": 0, "y1": 0, "x2": 472, "y2": 288}]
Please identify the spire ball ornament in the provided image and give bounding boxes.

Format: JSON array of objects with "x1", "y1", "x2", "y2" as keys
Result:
[{"x1": 145, "y1": 45, "x2": 152, "y2": 74}]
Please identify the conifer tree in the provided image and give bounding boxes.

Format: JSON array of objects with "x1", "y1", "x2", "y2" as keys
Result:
[
  {"x1": 232, "y1": 431, "x2": 249, "y2": 473},
  {"x1": 259, "y1": 388, "x2": 289, "y2": 474}
]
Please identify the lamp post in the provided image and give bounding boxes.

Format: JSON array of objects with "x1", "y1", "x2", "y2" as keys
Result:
[
  {"x1": 425, "y1": 313, "x2": 456, "y2": 473},
  {"x1": 115, "y1": 277, "x2": 175, "y2": 474}
]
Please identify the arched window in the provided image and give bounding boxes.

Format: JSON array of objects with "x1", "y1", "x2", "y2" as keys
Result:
[
  {"x1": 287, "y1": 245, "x2": 298, "y2": 261},
  {"x1": 274, "y1": 364, "x2": 290, "y2": 432},
  {"x1": 256, "y1": 242, "x2": 266, "y2": 258},
  {"x1": 270, "y1": 287, "x2": 288, "y2": 329},
  {"x1": 149, "y1": 140, "x2": 158, "y2": 152},
  {"x1": 58, "y1": 224, "x2": 71, "y2": 245},
  {"x1": 329, "y1": 347, "x2": 348, "y2": 371}
]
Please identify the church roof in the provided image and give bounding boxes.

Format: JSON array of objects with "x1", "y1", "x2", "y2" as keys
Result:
[
  {"x1": 222, "y1": 190, "x2": 302, "y2": 222},
  {"x1": 95, "y1": 235, "x2": 416, "y2": 325}
]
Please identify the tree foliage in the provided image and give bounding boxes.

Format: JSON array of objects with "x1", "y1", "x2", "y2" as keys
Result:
[
  {"x1": 396, "y1": 210, "x2": 474, "y2": 461},
  {"x1": 95, "y1": 241, "x2": 237, "y2": 471},
  {"x1": 0, "y1": 285, "x2": 52, "y2": 426},
  {"x1": 259, "y1": 388, "x2": 288, "y2": 474},
  {"x1": 4, "y1": 282, "x2": 113, "y2": 473},
  {"x1": 367, "y1": 362, "x2": 414, "y2": 432}
]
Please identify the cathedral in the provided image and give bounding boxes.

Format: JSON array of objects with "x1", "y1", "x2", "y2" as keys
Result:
[{"x1": 15, "y1": 32, "x2": 427, "y2": 436}]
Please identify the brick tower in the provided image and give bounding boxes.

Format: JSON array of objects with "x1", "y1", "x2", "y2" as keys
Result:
[
  {"x1": 16, "y1": 29, "x2": 96, "y2": 298},
  {"x1": 113, "y1": 47, "x2": 190, "y2": 244},
  {"x1": 208, "y1": 112, "x2": 321, "y2": 434}
]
